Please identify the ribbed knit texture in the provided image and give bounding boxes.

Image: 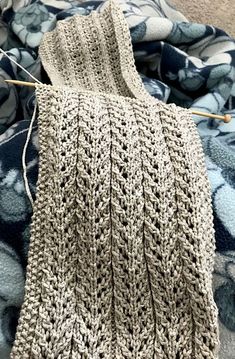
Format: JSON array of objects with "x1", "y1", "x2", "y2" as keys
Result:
[{"x1": 11, "y1": 1, "x2": 219, "y2": 358}]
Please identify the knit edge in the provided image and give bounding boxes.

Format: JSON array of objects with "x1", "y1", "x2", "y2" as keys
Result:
[{"x1": 11, "y1": 84, "x2": 58, "y2": 358}]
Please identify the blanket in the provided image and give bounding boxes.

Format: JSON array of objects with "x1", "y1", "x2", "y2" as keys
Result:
[{"x1": 0, "y1": 0, "x2": 234, "y2": 357}]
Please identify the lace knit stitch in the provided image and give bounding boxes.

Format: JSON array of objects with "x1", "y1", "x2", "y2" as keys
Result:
[{"x1": 11, "y1": 1, "x2": 219, "y2": 358}]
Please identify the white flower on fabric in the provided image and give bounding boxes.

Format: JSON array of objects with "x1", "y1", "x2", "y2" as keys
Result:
[{"x1": 12, "y1": 3, "x2": 56, "y2": 48}]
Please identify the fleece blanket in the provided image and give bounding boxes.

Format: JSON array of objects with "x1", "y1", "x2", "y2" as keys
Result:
[{"x1": 0, "y1": 0, "x2": 234, "y2": 358}]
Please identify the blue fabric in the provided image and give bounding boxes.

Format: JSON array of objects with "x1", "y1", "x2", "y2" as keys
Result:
[{"x1": 0, "y1": 0, "x2": 234, "y2": 357}]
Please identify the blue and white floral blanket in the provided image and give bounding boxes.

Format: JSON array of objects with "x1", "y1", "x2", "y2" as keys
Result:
[{"x1": 0, "y1": 0, "x2": 234, "y2": 357}]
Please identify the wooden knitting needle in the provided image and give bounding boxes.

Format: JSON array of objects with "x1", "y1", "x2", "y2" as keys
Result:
[
  {"x1": 192, "y1": 110, "x2": 231, "y2": 123},
  {"x1": 5, "y1": 79, "x2": 36, "y2": 88},
  {"x1": 4, "y1": 79, "x2": 232, "y2": 123}
]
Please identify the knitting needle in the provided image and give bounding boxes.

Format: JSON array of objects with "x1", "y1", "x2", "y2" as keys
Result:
[
  {"x1": 192, "y1": 110, "x2": 231, "y2": 123},
  {"x1": 5, "y1": 79, "x2": 36, "y2": 87},
  {"x1": 4, "y1": 79, "x2": 232, "y2": 123}
]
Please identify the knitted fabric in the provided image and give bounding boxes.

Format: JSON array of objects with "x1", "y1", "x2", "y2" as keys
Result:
[{"x1": 11, "y1": 1, "x2": 219, "y2": 358}]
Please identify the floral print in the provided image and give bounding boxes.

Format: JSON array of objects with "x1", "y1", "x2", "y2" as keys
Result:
[
  {"x1": 14, "y1": 2, "x2": 49, "y2": 27},
  {"x1": 12, "y1": 3, "x2": 56, "y2": 48}
]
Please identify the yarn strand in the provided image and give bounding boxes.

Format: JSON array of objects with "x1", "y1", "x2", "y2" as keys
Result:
[
  {"x1": 0, "y1": 48, "x2": 42, "y2": 84},
  {"x1": 22, "y1": 102, "x2": 37, "y2": 208}
]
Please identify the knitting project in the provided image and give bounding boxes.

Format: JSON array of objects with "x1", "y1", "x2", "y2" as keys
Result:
[{"x1": 11, "y1": 1, "x2": 219, "y2": 358}]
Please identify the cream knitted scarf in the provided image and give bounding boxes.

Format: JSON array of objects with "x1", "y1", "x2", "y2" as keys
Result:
[{"x1": 11, "y1": 1, "x2": 219, "y2": 358}]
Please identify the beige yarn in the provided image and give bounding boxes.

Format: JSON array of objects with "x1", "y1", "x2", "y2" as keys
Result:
[{"x1": 11, "y1": 1, "x2": 219, "y2": 358}]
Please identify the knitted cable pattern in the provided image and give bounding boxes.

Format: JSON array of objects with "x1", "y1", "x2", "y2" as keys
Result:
[{"x1": 11, "y1": 1, "x2": 219, "y2": 358}]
